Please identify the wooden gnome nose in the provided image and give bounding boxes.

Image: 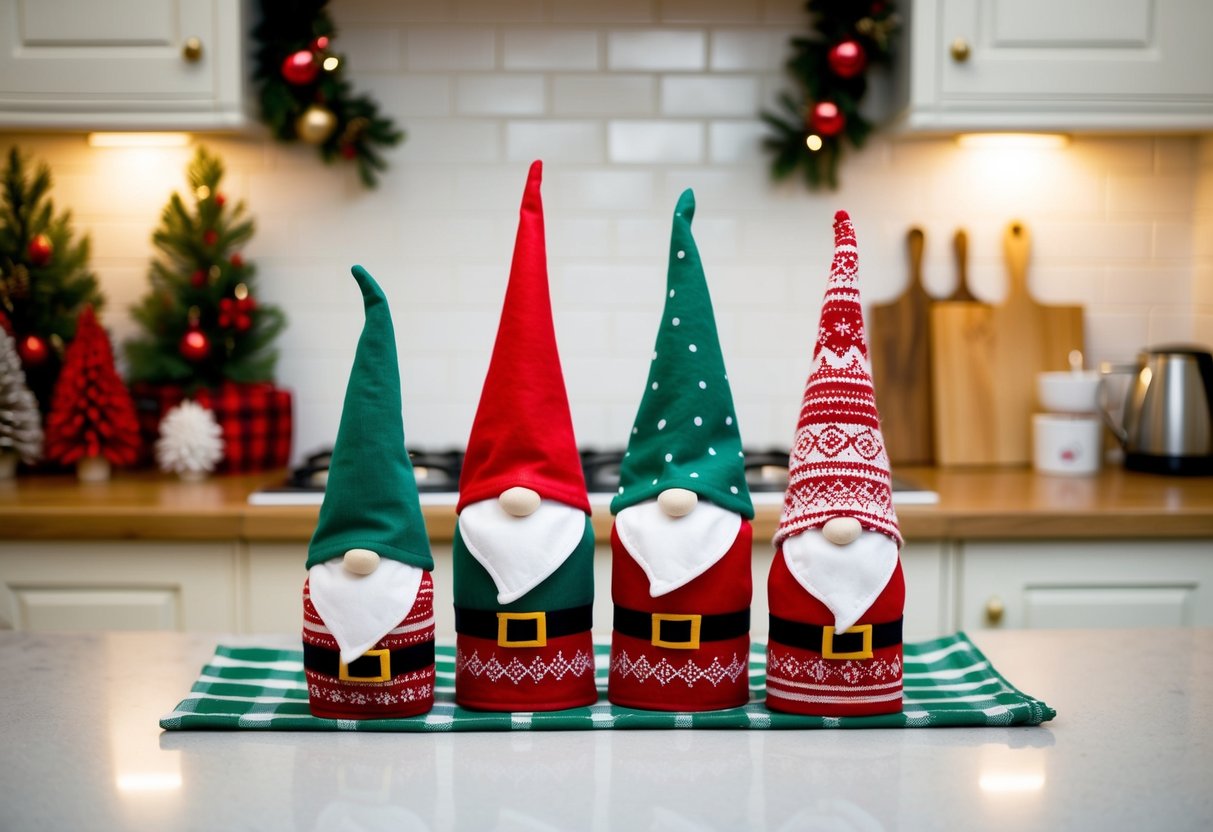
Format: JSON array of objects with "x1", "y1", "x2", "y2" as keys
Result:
[
  {"x1": 657, "y1": 487, "x2": 698, "y2": 517},
  {"x1": 499, "y1": 486, "x2": 541, "y2": 517},
  {"x1": 342, "y1": 548, "x2": 381, "y2": 575},
  {"x1": 822, "y1": 516, "x2": 863, "y2": 545}
]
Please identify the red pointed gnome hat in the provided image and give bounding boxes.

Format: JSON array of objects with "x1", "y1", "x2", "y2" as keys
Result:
[
  {"x1": 773, "y1": 211, "x2": 902, "y2": 549},
  {"x1": 457, "y1": 161, "x2": 590, "y2": 514}
]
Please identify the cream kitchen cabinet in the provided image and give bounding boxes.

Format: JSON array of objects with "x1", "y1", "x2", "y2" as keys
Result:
[
  {"x1": 0, "y1": 0, "x2": 251, "y2": 130},
  {"x1": 899, "y1": 0, "x2": 1213, "y2": 131},
  {"x1": 0, "y1": 541, "x2": 240, "y2": 631},
  {"x1": 959, "y1": 540, "x2": 1213, "y2": 631}
]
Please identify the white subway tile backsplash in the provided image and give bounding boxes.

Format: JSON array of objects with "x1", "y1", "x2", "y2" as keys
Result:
[
  {"x1": 708, "y1": 120, "x2": 767, "y2": 163},
  {"x1": 505, "y1": 121, "x2": 605, "y2": 163},
  {"x1": 1108, "y1": 174, "x2": 1195, "y2": 216},
  {"x1": 552, "y1": 0, "x2": 655, "y2": 23},
  {"x1": 401, "y1": 120, "x2": 501, "y2": 163},
  {"x1": 607, "y1": 30, "x2": 706, "y2": 71},
  {"x1": 608, "y1": 120, "x2": 704, "y2": 164},
  {"x1": 356, "y1": 75, "x2": 453, "y2": 118},
  {"x1": 553, "y1": 74, "x2": 657, "y2": 115},
  {"x1": 661, "y1": 76, "x2": 760, "y2": 117},
  {"x1": 406, "y1": 26, "x2": 496, "y2": 70},
  {"x1": 340, "y1": 26, "x2": 403, "y2": 72},
  {"x1": 548, "y1": 217, "x2": 614, "y2": 258},
  {"x1": 503, "y1": 29, "x2": 600, "y2": 70},
  {"x1": 1154, "y1": 222, "x2": 1195, "y2": 260},
  {"x1": 456, "y1": 75, "x2": 547, "y2": 115},
  {"x1": 551, "y1": 169, "x2": 656, "y2": 210},
  {"x1": 1105, "y1": 266, "x2": 1191, "y2": 305},
  {"x1": 456, "y1": 0, "x2": 544, "y2": 22},
  {"x1": 659, "y1": 0, "x2": 760, "y2": 23},
  {"x1": 710, "y1": 30, "x2": 789, "y2": 71}
]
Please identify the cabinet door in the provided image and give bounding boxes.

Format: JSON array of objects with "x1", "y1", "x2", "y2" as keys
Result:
[
  {"x1": 906, "y1": 0, "x2": 1213, "y2": 130},
  {"x1": 960, "y1": 540, "x2": 1213, "y2": 630},
  {"x1": 0, "y1": 0, "x2": 249, "y2": 129},
  {"x1": 0, "y1": 541, "x2": 239, "y2": 631}
]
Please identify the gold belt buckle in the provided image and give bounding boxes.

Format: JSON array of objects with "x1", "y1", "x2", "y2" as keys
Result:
[
  {"x1": 338, "y1": 648, "x2": 391, "y2": 682},
  {"x1": 651, "y1": 613, "x2": 702, "y2": 650},
  {"x1": 497, "y1": 611, "x2": 547, "y2": 647},
  {"x1": 821, "y1": 624, "x2": 873, "y2": 660}
]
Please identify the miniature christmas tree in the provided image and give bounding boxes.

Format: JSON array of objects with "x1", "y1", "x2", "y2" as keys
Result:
[
  {"x1": 0, "y1": 146, "x2": 104, "y2": 410},
  {"x1": 44, "y1": 306, "x2": 141, "y2": 474},
  {"x1": 252, "y1": 0, "x2": 404, "y2": 187},
  {"x1": 125, "y1": 146, "x2": 285, "y2": 390},
  {"x1": 0, "y1": 324, "x2": 44, "y2": 475},
  {"x1": 155, "y1": 400, "x2": 224, "y2": 480}
]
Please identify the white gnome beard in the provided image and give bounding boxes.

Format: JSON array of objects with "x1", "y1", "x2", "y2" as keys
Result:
[
  {"x1": 615, "y1": 499, "x2": 742, "y2": 597},
  {"x1": 781, "y1": 528, "x2": 899, "y2": 634},
  {"x1": 307, "y1": 559, "x2": 426, "y2": 664},
  {"x1": 459, "y1": 498, "x2": 586, "y2": 604}
]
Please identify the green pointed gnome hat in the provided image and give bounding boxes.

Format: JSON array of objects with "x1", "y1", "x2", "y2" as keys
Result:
[
  {"x1": 611, "y1": 190, "x2": 753, "y2": 519},
  {"x1": 306, "y1": 266, "x2": 433, "y2": 571}
]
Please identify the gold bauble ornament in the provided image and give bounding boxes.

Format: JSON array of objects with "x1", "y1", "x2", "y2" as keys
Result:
[{"x1": 296, "y1": 105, "x2": 337, "y2": 145}]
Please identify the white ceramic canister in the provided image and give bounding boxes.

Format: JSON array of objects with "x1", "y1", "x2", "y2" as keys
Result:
[{"x1": 1033, "y1": 414, "x2": 1102, "y2": 476}]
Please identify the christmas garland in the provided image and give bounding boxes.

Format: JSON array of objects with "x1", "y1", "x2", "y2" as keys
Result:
[
  {"x1": 762, "y1": 0, "x2": 900, "y2": 189},
  {"x1": 251, "y1": 0, "x2": 403, "y2": 188}
]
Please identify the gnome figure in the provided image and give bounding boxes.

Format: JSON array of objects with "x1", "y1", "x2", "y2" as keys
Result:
[
  {"x1": 452, "y1": 161, "x2": 597, "y2": 712},
  {"x1": 302, "y1": 266, "x2": 436, "y2": 720},
  {"x1": 765, "y1": 211, "x2": 905, "y2": 718},
  {"x1": 607, "y1": 190, "x2": 754, "y2": 712}
]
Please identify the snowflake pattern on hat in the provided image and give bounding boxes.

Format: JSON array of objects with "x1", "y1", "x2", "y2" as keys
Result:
[{"x1": 774, "y1": 211, "x2": 902, "y2": 549}]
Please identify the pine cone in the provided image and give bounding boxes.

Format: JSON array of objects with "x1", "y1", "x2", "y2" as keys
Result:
[{"x1": 155, "y1": 399, "x2": 224, "y2": 478}]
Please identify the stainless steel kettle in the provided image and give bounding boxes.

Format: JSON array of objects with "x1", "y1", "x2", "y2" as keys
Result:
[{"x1": 1099, "y1": 345, "x2": 1213, "y2": 475}]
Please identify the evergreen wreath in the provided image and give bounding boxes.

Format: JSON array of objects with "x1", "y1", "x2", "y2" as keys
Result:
[
  {"x1": 251, "y1": 0, "x2": 403, "y2": 188},
  {"x1": 762, "y1": 0, "x2": 900, "y2": 189}
]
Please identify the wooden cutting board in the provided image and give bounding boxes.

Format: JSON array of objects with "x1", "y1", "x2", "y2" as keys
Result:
[
  {"x1": 932, "y1": 221, "x2": 1084, "y2": 466},
  {"x1": 870, "y1": 227, "x2": 934, "y2": 465}
]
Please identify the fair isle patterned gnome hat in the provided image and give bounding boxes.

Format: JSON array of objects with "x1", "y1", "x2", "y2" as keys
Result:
[
  {"x1": 611, "y1": 189, "x2": 753, "y2": 519},
  {"x1": 458, "y1": 161, "x2": 590, "y2": 515},
  {"x1": 307, "y1": 265, "x2": 434, "y2": 570},
  {"x1": 774, "y1": 211, "x2": 902, "y2": 549}
]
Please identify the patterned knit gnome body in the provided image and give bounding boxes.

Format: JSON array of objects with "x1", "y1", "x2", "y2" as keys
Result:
[
  {"x1": 765, "y1": 211, "x2": 905, "y2": 718},
  {"x1": 452, "y1": 161, "x2": 597, "y2": 712},
  {"x1": 607, "y1": 190, "x2": 755, "y2": 712},
  {"x1": 302, "y1": 266, "x2": 436, "y2": 720}
]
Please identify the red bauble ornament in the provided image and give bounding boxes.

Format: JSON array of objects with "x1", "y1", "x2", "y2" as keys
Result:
[
  {"x1": 828, "y1": 39, "x2": 867, "y2": 79},
  {"x1": 180, "y1": 329, "x2": 211, "y2": 362},
  {"x1": 811, "y1": 101, "x2": 846, "y2": 137},
  {"x1": 311, "y1": 36, "x2": 330, "y2": 52},
  {"x1": 339, "y1": 143, "x2": 358, "y2": 160},
  {"x1": 27, "y1": 234, "x2": 53, "y2": 267},
  {"x1": 17, "y1": 333, "x2": 50, "y2": 367},
  {"x1": 214, "y1": 193, "x2": 226, "y2": 208},
  {"x1": 229, "y1": 253, "x2": 244, "y2": 268},
  {"x1": 282, "y1": 49, "x2": 320, "y2": 85},
  {"x1": 203, "y1": 229, "x2": 219, "y2": 246},
  {"x1": 190, "y1": 269, "x2": 207, "y2": 288}
]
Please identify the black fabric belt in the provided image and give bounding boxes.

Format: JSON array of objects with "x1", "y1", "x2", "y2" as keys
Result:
[
  {"x1": 454, "y1": 604, "x2": 593, "y2": 647},
  {"x1": 303, "y1": 640, "x2": 434, "y2": 683},
  {"x1": 613, "y1": 604, "x2": 750, "y2": 650},
  {"x1": 768, "y1": 615, "x2": 903, "y2": 660}
]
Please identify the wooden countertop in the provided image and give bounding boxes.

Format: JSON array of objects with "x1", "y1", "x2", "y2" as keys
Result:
[{"x1": 1, "y1": 466, "x2": 1211, "y2": 542}]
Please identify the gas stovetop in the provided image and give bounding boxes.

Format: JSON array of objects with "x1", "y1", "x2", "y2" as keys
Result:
[{"x1": 247, "y1": 448, "x2": 937, "y2": 506}]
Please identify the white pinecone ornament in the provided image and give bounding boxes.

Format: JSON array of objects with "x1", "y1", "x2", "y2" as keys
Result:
[
  {"x1": 156, "y1": 400, "x2": 224, "y2": 480},
  {"x1": 0, "y1": 328, "x2": 44, "y2": 476}
]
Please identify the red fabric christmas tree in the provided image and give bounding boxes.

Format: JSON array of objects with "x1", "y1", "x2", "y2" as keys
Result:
[{"x1": 44, "y1": 306, "x2": 141, "y2": 466}]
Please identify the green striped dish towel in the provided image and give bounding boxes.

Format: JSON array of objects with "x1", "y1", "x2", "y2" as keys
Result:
[{"x1": 160, "y1": 632, "x2": 1055, "y2": 731}]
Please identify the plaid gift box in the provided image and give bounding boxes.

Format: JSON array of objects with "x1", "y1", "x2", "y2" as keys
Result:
[{"x1": 133, "y1": 381, "x2": 293, "y2": 473}]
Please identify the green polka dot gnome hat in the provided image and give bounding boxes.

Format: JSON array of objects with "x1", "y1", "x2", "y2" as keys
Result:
[
  {"x1": 306, "y1": 266, "x2": 433, "y2": 571},
  {"x1": 611, "y1": 190, "x2": 753, "y2": 519}
]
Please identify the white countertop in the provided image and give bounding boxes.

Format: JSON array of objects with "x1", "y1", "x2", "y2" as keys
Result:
[{"x1": 1, "y1": 629, "x2": 1210, "y2": 831}]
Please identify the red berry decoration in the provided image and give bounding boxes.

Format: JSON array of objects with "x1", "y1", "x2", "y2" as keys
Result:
[
  {"x1": 229, "y1": 253, "x2": 244, "y2": 268},
  {"x1": 190, "y1": 269, "x2": 207, "y2": 288},
  {"x1": 311, "y1": 36, "x2": 330, "y2": 52},
  {"x1": 281, "y1": 49, "x2": 320, "y2": 85},
  {"x1": 27, "y1": 233, "x2": 53, "y2": 267},
  {"x1": 203, "y1": 229, "x2": 219, "y2": 246},
  {"x1": 17, "y1": 333, "x2": 50, "y2": 367},
  {"x1": 811, "y1": 101, "x2": 846, "y2": 137},
  {"x1": 827, "y1": 39, "x2": 867, "y2": 79},
  {"x1": 339, "y1": 143, "x2": 358, "y2": 160},
  {"x1": 214, "y1": 193, "x2": 226, "y2": 208},
  {"x1": 180, "y1": 329, "x2": 211, "y2": 362}
]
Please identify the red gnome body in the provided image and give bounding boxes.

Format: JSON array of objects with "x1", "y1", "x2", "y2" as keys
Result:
[{"x1": 765, "y1": 211, "x2": 905, "y2": 718}]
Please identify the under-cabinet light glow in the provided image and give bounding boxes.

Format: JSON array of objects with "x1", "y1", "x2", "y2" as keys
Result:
[{"x1": 88, "y1": 132, "x2": 191, "y2": 148}]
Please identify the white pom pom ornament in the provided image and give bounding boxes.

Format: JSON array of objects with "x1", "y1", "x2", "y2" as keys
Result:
[{"x1": 155, "y1": 400, "x2": 225, "y2": 480}]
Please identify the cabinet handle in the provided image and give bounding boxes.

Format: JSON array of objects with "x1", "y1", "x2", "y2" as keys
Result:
[
  {"x1": 182, "y1": 37, "x2": 204, "y2": 63},
  {"x1": 985, "y1": 596, "x2": 1005, "y2": 626},
  {"x1": 950, "y1": 37, "x2": 971, "y2": 63}
]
